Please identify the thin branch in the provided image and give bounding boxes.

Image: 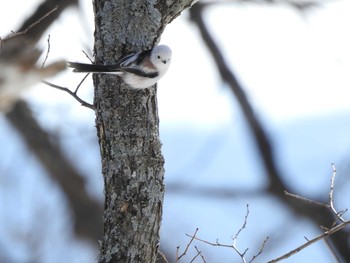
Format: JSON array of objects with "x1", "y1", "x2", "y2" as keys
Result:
[
  {"x1": 185, "y1": 234, "x2": 233, "y2": 248},
  {"x1": 82, "y1": 50, "x2": 93, "y2": 63},
  {"x1": 270, "y1": 164, "x2": 349, "y2": 262},
  {"x1": 193, "y1": 246, "x2": 206, "y2": 263},
  {"x1": 250, "y1": 237, "x2": 269, "y2": 263},
  {"x1": 285, "y1": 164, "x2": 348, "y2": 226},
  {"x1": 41, "y1": 80, "x2": 94, "y2": 109},
  {"x1": 185, "y1": 206, "x2": 268, "y2": 263},
  {"x1": 189, "y1": 246, "x2": 202, "y2": 263},
  {"x1": 268, "y1": 220, "x2": 350, "y2": 263},
  {"x1": 74, "y1": 73, "x2": 90, "y2": 94},
  {"x1": 230, "y1": 204, "x2": 250, "y2": 263},
  {"x1": 233, "y1": 204, "x2": 249, "y2": 241},
  {"x1": 184, "y1": 235, "x2": 246, "y2": 263},
  {"x1": 329, "y1": 163, "x2": 345, "y2": 223},
  {"x1": 176, "y1": 228, "x2": 199, "y2": 262},
  {"x1": 41, "y1": 34, "x2": 51, "y2": 69}
]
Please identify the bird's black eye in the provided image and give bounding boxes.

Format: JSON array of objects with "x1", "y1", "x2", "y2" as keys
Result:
[{"x1": 157, "y1": 55, "x2": 161, "y2": 59}]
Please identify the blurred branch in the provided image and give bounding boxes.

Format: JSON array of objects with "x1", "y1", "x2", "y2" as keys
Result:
[
  {"x1": 6, "y1": 101, "x2": 102, "y2": 243},
  {"x1": 189, "y1": 1, "x2": 286, "y2": 199},
  {"x1": 201, "y1": 0, "x2": 322, "y2": 12},
  {"x1": 0, "y1": 7, "x2": 67, "y2": 111},
  {"x1": 2, "y1": 0, "x2": 102, "y2": 245},
  {"x1": 166, "y1": 183, "x2": 266, "y2": 199},
  {"x1": 189, "y1": 2, "x2": 350, "y2": 261}
]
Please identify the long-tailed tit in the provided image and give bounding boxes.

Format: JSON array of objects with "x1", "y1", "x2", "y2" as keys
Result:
[{"x1": 67, "y1": 45, "x2": 172, "y2": 89}]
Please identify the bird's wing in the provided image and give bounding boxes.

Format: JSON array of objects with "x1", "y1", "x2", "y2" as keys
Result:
[
  {"x1": 118, "y1": 49, "x2": 157, "y2": 78},
  {"x1": 119, "y1": 49, "x2": 152, "y2": 68}
]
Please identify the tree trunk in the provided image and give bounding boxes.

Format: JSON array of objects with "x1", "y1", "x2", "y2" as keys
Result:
[{"x1": 92, "y1": 1, "x2": 196, "y2": 262}]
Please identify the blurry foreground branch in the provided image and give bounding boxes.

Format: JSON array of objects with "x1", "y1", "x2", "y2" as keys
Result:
[
  {"x1": 6, "y1": 101, "x2": 103, "y2": 243},
  {"x1": 1, "y1": 0, "x2": 103, "y2": 244}
]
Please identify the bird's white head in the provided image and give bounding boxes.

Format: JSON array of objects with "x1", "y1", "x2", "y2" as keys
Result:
[{"x1": 150, "y1": 45, "x2": 172, "y2": 76}]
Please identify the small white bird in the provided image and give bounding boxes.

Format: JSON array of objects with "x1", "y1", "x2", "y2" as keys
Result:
[{"x1": 67, "y1": 45, "x2": 172, "y2": 89}]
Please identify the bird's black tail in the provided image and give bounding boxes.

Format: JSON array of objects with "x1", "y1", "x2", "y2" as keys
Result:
[{"x1": 67, "y1": 62, "x2": 121, "y2": 73}]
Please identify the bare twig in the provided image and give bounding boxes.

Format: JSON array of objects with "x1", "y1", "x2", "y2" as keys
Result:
[
  {"x1": 268, "y1": 220, "x2": 350, "y2": 263},
  {"x1": 82, "y1": 50, "x2": 93, "y2": 63},
  {"x1": 329, "y1": 164, "x2": 346, "y2": 223},
  {"x1": 193, "y1": 246, "x2": 206, "y2": 263},
  {"x1": 230, "y1": 204, "x2": 250, "y2": 263},
  {"x1": 41, "y1": 34, "x2": 51, "y2": 69},
  {"x1": 41, "y1": 80, "x2": 94, "y2": 109},
  {"x1": 250, "y1": 237, "x2": 269, "y2": 263},
  {"x1": 176, "y1": 228, "x2": 199, "y2": 262},
  {"x1": 233, "y1": 204, "x2": 249, "y2": 241},
  {"x1": 184, "y1": 235, "x2": 247, "y2": 263},
  {"x1": 175, "y1": 247, "x2": 179, "y2": 262},
  {"x1": 185, "y1": 206, "x2": 268, "y2": 263},
  {"x1": 275, "y1": 164, "x2": 349, "y2": 261},
  {"x1": 74, "y1": 73, "x2": 90, "y2": 94},
  {"x1": 285, "y1": 164, "x2": 347, "y2": 226},
  {"x1": 185, "y1": 234, "x2": 230, "y2": 247},
  {"x1": 189, "y1": 246, "x2": 202, "y2": 263}
]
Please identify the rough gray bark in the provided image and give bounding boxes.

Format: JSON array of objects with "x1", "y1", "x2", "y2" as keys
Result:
[{"x1": 92, "y1": 1, "x2": 196, "y2": 262}]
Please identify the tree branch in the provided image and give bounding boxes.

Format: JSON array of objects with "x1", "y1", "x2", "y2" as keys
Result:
[
  {"x1": 42, "y1": 80, "x2": 94, "y2": 109},
  {"x1": 176, "y1": 228, "x2": 199, "y2": 262},
  {"x1": 268, "y1": 220, "x2": 350, "y2": 263},
  {"x1": 185, "y1": 206, "x2": 269, "y2": 263}
]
